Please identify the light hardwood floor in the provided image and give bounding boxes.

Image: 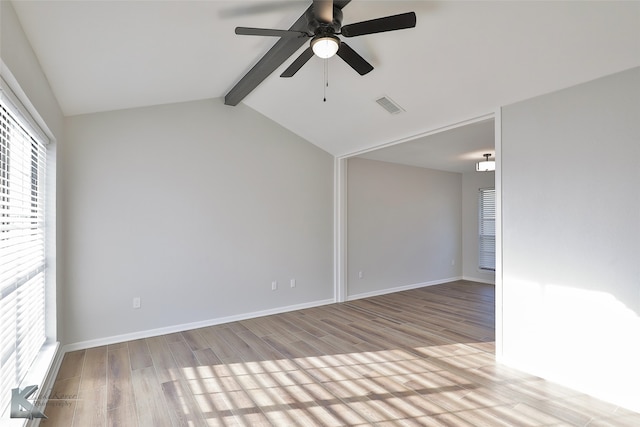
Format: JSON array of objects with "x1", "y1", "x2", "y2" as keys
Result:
[{"x1": 39, "y1": 281, "x2": 639, "y2": 426}]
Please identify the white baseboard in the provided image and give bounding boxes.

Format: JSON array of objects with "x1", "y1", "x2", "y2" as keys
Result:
[
  {"x1": 462, "y1": 275, "x2": 495, "y2": 285},
  {"x1": 347, "y1": 276, "x2": 463, "y2": 301},
  {"x1": 62, "y1": 298, "x2": 335, "y2": 353}
]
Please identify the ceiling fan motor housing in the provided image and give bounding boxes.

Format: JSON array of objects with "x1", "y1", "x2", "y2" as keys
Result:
[{"x1": 306, "y1": 7, "x2": 343, "y2": 35}]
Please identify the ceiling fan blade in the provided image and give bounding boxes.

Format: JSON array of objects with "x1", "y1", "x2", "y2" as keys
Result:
[
  {"x1": 280, "y1": 47, "x2": 315, "y2": 77},
  {"x1": 341, "y1": 12, "x2": 416, "y2": 37},
  {"x1": 313, "y1": 0, "x2": 333, "y2": 23},
  {"x1": 235, "y1": 27, "x2": 308, "y2": 38},
  {"x1": 336, "y1": 42, "x2": 373, "y2": 75}
]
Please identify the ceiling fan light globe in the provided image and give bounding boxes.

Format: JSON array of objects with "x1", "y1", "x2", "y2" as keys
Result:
[{"x1": 311, "y1": 36, "x2": 340, "y2": 59}]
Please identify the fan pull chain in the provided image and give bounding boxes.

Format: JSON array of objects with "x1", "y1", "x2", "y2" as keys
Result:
[{"x1": 323, "y1": 58, "x2": 329, "y2": 102}]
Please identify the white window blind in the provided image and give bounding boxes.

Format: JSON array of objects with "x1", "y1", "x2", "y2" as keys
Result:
[
  {"x1": 479, "y1": 188, "x2": 496, "y2": 271},
  {"x1": 0, "y1": 97, "x2": 47, "y2": 415}
]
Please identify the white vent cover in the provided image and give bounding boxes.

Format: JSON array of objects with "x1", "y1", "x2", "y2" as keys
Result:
[{"x1": 375, "y1": 96, "x2": 405, "y2": 114}]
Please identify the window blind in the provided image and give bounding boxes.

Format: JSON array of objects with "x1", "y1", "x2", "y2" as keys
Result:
[
  {"x1": 479, "y1": 188, "x2": 496, "y2": 271},
  {"x1": 0, "y1": 98, "x2": 47, "y2": 415}
]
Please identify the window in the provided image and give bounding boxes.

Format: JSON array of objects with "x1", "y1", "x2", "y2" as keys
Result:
[
  {"x1": 479, "y1": 188, "x2": 496, "y2": 271},
  {"x1": 0, "y1": 96, "x2": 47, "y2": 415}
]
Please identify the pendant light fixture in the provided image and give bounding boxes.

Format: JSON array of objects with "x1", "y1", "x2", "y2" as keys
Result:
[{"x1": 476, "y1": 153, "x2": 495, "y2": 172}]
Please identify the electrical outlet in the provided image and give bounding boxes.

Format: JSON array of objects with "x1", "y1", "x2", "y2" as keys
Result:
[
  {"x1": 290, "y1": 279, "x2": 296, "y2": 288},
  {"x1": 133, "y1": 297, "x2": 141, "y2": 309},
  {"x1": 271, "y1": 281, "x2": 278, "y2": 291},
  {"x1": 358, "y1": 271, "x2": 363, "y2": 279}
]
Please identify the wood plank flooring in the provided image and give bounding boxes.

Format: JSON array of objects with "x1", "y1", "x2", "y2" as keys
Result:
[{"x1": 39, "y1": 281, "x2": 639, "y2": 426}]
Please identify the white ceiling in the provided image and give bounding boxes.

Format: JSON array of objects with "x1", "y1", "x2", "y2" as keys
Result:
[
  {"x1": 10, "y1": 0, "x2": 640, "y2": 169},
  {"x1": 357, "y1": 117, "x2": 495, "y2": 174}
]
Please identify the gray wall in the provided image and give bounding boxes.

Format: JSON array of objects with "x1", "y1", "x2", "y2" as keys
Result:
[
  {"x1": 347, "y1": 158, "x2": 462, "y2": 298},
  {"x1": 61, "y1": 100, "x2": 334, "y2": 345},
  {"x1": 501, "y1": 67, "x2": 640, "y2": 411},
  {"x1": 462, "y1": 171, "x2": 495, "y2": 283}
]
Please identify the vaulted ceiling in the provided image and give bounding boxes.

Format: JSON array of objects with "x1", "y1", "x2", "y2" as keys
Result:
[{"x1": 10, "y1": 1, "x2": 640, "y2": 168}]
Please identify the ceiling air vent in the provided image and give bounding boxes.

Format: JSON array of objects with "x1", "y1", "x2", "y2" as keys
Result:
[{"x1": 375, "y1": 96, "x2": 405, "y2": 115}]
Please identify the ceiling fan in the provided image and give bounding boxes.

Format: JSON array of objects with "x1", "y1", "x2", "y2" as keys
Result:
[{"x1": 224, "y1": 0, "x2": 416, "y2": 105}]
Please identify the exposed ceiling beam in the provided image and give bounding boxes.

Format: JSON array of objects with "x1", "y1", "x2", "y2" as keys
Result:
[{"x1": 224, "y1": 0, "x2": 351, "y2": 106}]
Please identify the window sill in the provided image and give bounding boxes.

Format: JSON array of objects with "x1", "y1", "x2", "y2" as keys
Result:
[{"x1": 1, "y1": 342, "x2": 60, "y2": 426}]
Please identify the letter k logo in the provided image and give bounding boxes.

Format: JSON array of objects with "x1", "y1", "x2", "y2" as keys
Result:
[{"x1": 10, "y1": 385, "x2": 47, "y2": 419}]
